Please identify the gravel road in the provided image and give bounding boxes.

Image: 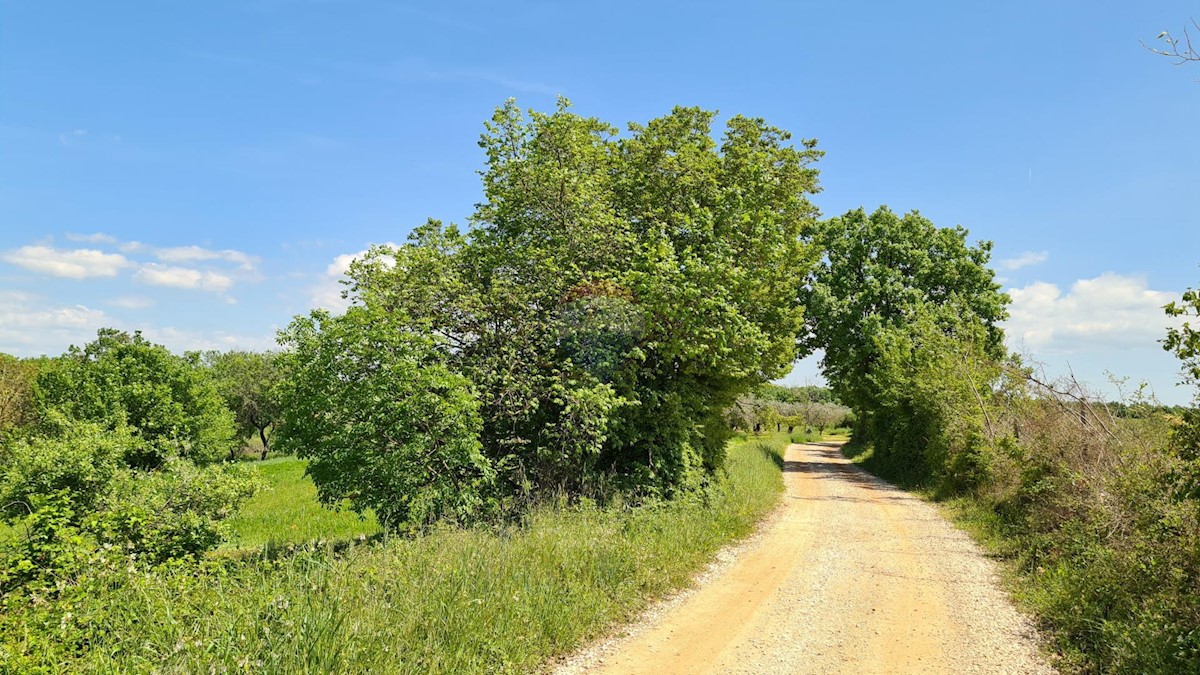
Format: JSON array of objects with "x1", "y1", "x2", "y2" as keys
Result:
[{"x1": 556, "y1": 442, "x2": 1056, "y2": 675}]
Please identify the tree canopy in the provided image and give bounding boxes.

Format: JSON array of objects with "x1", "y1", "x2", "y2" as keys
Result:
[
  {"x1": 280, "y1": 98, "x2": 824, "y2": 517},
  {"x1": 31, "y1": 329, "x2": 236, "y2": 467}
]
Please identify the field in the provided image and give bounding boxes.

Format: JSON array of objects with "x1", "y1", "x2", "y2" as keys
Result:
[
  {"x1": 1, "y1": 432, "x2": 794, "y2": 673},
  {"x1": 224, "y1": 456, "x2": 380, "y2": 549}
]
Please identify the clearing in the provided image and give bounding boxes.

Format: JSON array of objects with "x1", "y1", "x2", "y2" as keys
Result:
[{"x1": 558, "y1": 442, "x2": 1055, "y2": 675}]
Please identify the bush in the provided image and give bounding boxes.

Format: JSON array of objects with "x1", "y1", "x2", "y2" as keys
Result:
[
  {"x1": 32, "y1": 329, "x2": 236, "y2": 467},
  {"x1": 277, "y1": 306, "x2": 497, "y2": 532},
  {"x1": 0, "y1": 423, "x2": 259, "y2": 589}
]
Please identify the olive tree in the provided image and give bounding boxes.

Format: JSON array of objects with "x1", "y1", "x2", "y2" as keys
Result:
[{"x1": 204, "y1": 350, "x2": 287, "y2": 460}]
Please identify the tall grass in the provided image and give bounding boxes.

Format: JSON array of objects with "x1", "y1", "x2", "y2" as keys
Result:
[{"x1": 0, "y1": 433, "x2": 790, "y2": 673}]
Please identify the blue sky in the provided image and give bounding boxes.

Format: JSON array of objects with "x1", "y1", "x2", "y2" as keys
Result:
[{"x1": 1, "y1": 1, "x2": 1198, "y2": 403}]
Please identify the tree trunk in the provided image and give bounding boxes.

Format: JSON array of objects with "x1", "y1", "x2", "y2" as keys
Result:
[{"x1": 259, "y1": 426, "x2": 270, "y2": 461}]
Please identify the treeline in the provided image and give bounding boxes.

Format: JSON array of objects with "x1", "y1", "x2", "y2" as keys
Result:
[
  {"x1": 0, "y1": 333, "x2": 296, "y2": 588},
  {"x1": 799, "y1": 206, "x2": 1200, "y2": 673},
  {"x1": 726, "y1": 384, "x2": 853, "y2": 434}
]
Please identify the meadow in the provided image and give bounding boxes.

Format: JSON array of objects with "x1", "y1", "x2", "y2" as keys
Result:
[{"x1": 1, "y1": 432, "x2": 797, "y2": 673}]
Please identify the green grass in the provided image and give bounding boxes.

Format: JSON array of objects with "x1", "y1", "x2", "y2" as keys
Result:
[
  {"x1": 1, "y1": 433, "x2": 791, "y2": 674},
  {"x1": 224, "y1": 456, "x2": 380, "y2": 549}
]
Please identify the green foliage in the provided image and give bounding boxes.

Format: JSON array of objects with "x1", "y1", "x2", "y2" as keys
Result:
[
  {"x1": 32, "y1": 329, "x2": 237, "y2": 467},
  {"x1": 1, "y1": 332, "x2": 260, "y2": 589},
  {"x1": 204, "y1": 349, "x2": 288, "y2": 459},
  {"x1": 342, "y1": 99, "x2": 822, "y2": 500},
  {"x1": 0, "y1": 424, "x2": 259, "y2": 589},
  {"x1": 0, "y1": 434, "x2": 789, "y2": 673},
  {"x1": 0, "y1": 353, "x2": 37, "y2": 433},
  {"x1": 277, "y1": 306, "x2": 496, "y2": 532},
  {"x1": 799, "y1": 206, "x2": 1008, "y2": 488}
]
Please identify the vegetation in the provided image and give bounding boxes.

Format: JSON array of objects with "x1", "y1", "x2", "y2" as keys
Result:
[
  {"x1": 283, "y1": 98, "x2": 823, "y2": 524},
  {"x1": 204, "y1": 349, "x2": 288, "y2": 460},
  {"x1": 0, "y1": 331, "x2": 260, "y2": 591},
  {"x1": 223, "y1": 456, "x2": 381, "y2": 549},
  {"x1": 804, "y1": 205, "x2": 1200, "y2": 672},
  {"x1": 0, "y1": 433, "x2": 789, "y2": 673},
  {"x1": 277, "y1": 305, "x2": 496, "y2": 531},
  {"x1": 2, "y1": 95, "x2": 1198, "y2": 673}
]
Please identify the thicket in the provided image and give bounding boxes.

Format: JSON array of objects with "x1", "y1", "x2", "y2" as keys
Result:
[
  {"x1": 277, "y1": 98, "x2": 823, "y2": 529},
  {"x1": 802, "y1": 206, "x2": 1200, "y2": 673},
  {"x1": 0, "y1": 330, "x2": 259, "y2": 592}
]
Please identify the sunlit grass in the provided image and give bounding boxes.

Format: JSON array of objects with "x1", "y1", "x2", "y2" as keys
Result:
[
  {"x1": 223, "y1": 456, "x2": 380, "y2": 549},
  {"x1": 3, "y1": 434, "x2": 791, "y2": 673}
]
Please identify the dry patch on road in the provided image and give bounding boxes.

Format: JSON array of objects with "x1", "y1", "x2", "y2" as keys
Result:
[{"x1": 555, "y1": 443, "x2": 1054, "y2": 675}]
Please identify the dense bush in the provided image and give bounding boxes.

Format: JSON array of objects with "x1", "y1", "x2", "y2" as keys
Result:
[
  {"x1": 277, "y1": 306, "x2": 496, "y2": 531},
  {"x1": 0, "y1": 331, "x2": 259, "y2": 591},
  {"x1": 280, "y1": 99, "x2": 823, "y2": 523},
  {"x1": 32, "y1": 329, "x2": 237, "y2": 467}
]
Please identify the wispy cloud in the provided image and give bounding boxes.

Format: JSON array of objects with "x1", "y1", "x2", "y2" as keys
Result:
[
  {"x1": 154, "y1": 245, "x2": 260, "y2": 271},
  {"x1": 1, "y1": 245, "x2": 132, "y2": 279},
  {"x1": 65, "y1": 232, "x2": 118, "y2": 244},
  {"x1": 135, "y1": 264, "x2": 235, "y2": 293},
  {"x1": 108, "y1": 296, "x2": 156, "y2": 310},
  {"x1": 0, "y1": 291, "x2": 109, "y2": 354},
  {"x1": 376, "y1": 58, "x2": 560, "y2": 95},
  {"x1": 998, "y1": 250, "x2": 1049, "y2": 271}
]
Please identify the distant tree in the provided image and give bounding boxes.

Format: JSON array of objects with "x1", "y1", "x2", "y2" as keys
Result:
[
  {"x1": 798, "y1": 207, "x2": 1008, "y2": 418},
  {"x1": 798, "y1": 207, "x2": 1008, "y2": 481},
  {"x1": 0, "y1": 354, "x2": 36, "y2": 433},
  {"x1": 32, "y1": 329, "x2": 236, "y2": 467},
  {"x1": 204, "y1": 350, "x2": 287, "y2": 460}
]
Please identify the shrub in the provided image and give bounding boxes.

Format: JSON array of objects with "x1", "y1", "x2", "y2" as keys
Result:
[
  {"x1": 32, "y1": 329, "x2": 236, "y2": 467},
  {"x1": 277, "y1": 306, "x2": 497, "y2": 532}
]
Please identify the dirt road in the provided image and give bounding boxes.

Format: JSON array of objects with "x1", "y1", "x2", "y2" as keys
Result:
[{"x1": 558, "y1": 443, "x2": 1054, "y2": 675}]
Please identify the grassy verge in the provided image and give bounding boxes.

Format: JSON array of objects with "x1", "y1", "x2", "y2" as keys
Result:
[{"x1": 1, "y1": 433, "x2": 791, "y2": 674}]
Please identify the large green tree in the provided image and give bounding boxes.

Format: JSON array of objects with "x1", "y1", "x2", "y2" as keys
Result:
[
  {"x1": 32, "y1": 329, "x2": 236, "y2": 467},
  {"x1": 325, "y1": 98, "x2": 823, "y2": 499},
  {"x1": 798, "y1": 206, "x2": 1009, "y2": 484}
]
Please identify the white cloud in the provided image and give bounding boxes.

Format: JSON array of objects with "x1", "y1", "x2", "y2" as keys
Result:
[
  {"x1": 134, "y1": 264, "x2": 234, "y2": 292},
  {"x1": 118, "y1": 241, "x2": 146, "y2": 253},
  {"x1": 65, "y1": 232, "x2": 118, "y2": 245},
  {"x1": 998, "y1": 250, "x2": 1049, "y2": 271},
  {"x1": 1, "y1": 245, "x2": 132, "y2": 278},
  {"x1": 1004, "y1": 273, "x2": 1182, "y2": 353},
  {"x1": 154, "y1": 245, "x2": 259, "y2": 271},
  {"x1": 0, "y1": 292, "x2": 109, "y2": 355},
  {"x1": 0, "y1": 291, "x2": 274, "y2": 357},
  {"x1": 310, "y1": 244, "x2": 395, "y2": 311},
  {"x1": 108, "y1": 296, "x2": 156, "y2": 310},
  {"x1": 139, "y1": 326, "x2": 277, "y2": 353}
]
